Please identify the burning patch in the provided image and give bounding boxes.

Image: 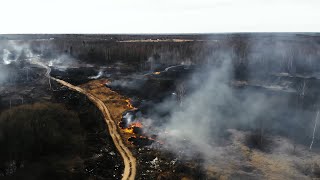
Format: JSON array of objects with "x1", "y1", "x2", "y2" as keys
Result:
[
  {"x1": 119, "y1": 108, "x2": 159, "y2": 147},
  {"x1": 125, "y1": 99, "x2": 135, "y2": 109},
  {"x1": 119, "y1": 109, "x2": 140, "y2": 128}
]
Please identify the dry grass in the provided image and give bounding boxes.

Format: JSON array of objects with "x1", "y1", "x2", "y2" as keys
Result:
[
  {"x1": 203, "y1": 130, "x2": 320, "y2": 179},
  {"x1": 80, "y1": 79, "x2": 135, "y2": 145},
  {"x1": 250, "y1": 152, "x2": 296, "y2": 179}
]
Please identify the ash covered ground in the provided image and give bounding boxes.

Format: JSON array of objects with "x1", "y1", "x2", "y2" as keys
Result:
[{"x1": 2, "y1": 34, "x2": 320, "y2": 179}]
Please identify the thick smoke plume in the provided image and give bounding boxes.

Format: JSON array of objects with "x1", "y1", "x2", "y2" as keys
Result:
[
  {"x1": 147, "y1": 35, "x2": 320, "y2": 164},
  {"x1": 152, "y1": 52, "x2": 267, "y2": 158}
]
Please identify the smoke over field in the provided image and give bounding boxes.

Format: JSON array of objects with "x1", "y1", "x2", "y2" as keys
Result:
[
  {"x1": 118, "y1": 34, "x2": 320, "y2": 178},
  {"x1": 151, "y1": 35, "x2": 320, "y2": 152},
  {"x1": 2, "y1": 34, "x2": 320, "y2": 179}
]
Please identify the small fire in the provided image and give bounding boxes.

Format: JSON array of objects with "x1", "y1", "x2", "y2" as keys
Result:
[
  {"x1": 121, "y1": 120, "x2": 164, "y2": 146},
  {"x1": 130, "y1": 122, "x2": 143, "y2": 128},
  {"x1": 153, "y1": 71, "x2": 161, "y2": 75},
  {"x1": 119, "y1": 100, "x2": 162, "y2": 146},
  {"x1": 124, "y1": 128, "x2": 134, "y2": 134},
  {"x1": 125, "y1": 99, "x2": 134, "y2": 109},
  {"x1": 122, "y1": 122, "x2": 143, "y2": 134}
]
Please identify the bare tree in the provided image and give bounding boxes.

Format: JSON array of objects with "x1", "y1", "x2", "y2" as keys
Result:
[
  {"x1": 300, "y1": 80, "x2": 307, "y2": 97},
  {"x1": 22, "y1": 67, "x2": 30, "y2": 81},
  {"x1": 310, "y1": 110, "x2": 319, "y2": 150},
  {"x1": 20, "y1": 97, "x2": 23, "y2": 104},
  {"x1": 176, "y1": 81, "x2": 186, "y2": 106}
]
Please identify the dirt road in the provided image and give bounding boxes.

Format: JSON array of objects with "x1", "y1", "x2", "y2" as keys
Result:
[{"x1": 33, "y1": 60, "x2": 136, "y2": 180}]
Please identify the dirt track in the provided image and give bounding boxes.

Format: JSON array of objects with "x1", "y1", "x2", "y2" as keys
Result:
[{"x1": 33, "y1": 60, "x2": 136, "y2": 180}]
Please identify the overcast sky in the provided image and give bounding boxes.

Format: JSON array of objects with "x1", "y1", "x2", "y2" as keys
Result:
[{"x1": 1, "y1": 0, "x2": 319, "y2": 33}]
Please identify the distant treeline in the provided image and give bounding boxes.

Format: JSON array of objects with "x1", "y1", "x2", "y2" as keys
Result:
[{"x1": 1, "y1": 34, "x2": 320, "y2": 80}]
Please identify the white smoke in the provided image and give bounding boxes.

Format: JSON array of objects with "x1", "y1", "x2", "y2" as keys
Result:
[
  {"x1": 2, "y1": 49, "x2": 14, "y2": 65},
  {"x1": 89, "y1": 70, "x2": 103, "y2": 79},
  {"x1": 44, "y1": 54, "x2": 79, "y2": 70},
  {"x1": 0, "y1": 40, "x2": 80, "y2": 84},
  {"x1": 154, "y1": 56, "x2": 239, "y2": 157},
  {"x1": 108, "y1": 78, "x2": 146, "y2": 90},
  {"x1": 148, "y1": 34, "x2": 320, "y2": 162}
]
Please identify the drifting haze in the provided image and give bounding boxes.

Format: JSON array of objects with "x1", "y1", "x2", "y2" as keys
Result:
[
  {"x1": 147, "y1": 35, "x2": 320, "y2": 161},
  {"x1": 0, "y1": 41, "x2": 79, "y2": 84}
]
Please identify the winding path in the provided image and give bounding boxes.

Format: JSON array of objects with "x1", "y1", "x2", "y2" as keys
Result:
[{"x1": 32, "y1": 60, "x2": 136, "y2": 180}]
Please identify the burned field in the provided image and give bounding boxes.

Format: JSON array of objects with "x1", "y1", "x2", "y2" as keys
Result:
[
  {"x1": 2, "y1": 34, "x2": 320, "y2": 179},
  {"x1": 0, "y1": 63, "x2": 124, "y2": 179}
]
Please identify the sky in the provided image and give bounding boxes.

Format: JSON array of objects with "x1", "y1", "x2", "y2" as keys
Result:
[{"x1": 0, "y1": 0, "x2": 319, "y2": 33}]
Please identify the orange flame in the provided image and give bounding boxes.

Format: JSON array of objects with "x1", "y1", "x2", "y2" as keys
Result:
[
  {"x1": 125, "y1": 99, "x2": 134, "y2": 109},
  {"x1": 130, "y1": 122, "x2": 142, "y2": 128},
  {"x1": 124, "y1": 128, "x2": 134, "y2": 134},
  {"x1": 122, "y1": 122, "x2": 143, "y2": 134},
  {"x1": 121, "y1": 121, "x2": 164, "y2": 145}
]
